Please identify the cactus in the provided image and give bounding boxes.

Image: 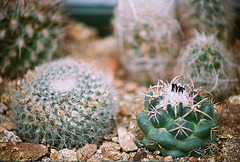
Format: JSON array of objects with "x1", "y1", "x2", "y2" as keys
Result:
[
  {"x1": 177, "y1": 32, "x2": 239, "y2": 99},
  {"x1": 0, "y1": 0, "x2": 65, "y2": 78},
  {"x1": 136, "y1": 76, "x2": 219, "y2": 158},
  {"x1": 177, "y1": 0, "x2": 236, "y2": 44},
  {"x1": 12, "y1": 59, "x2": 118, "y2": 149},
  {"x1": 114, "y1": 0, "x2": 181, "y2": 85}
]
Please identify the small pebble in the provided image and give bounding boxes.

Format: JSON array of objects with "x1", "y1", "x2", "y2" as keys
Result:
[{"x1": 118, "y1": 127, "x2": 138, "y2": 152}]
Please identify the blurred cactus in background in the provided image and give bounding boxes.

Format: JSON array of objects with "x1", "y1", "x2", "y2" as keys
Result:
[
  {"x1": 176, "y1": 32, "x2": 239, "y2": 99},
  {"x1": 177, "y1": 0, "x2": 236, "y2": 44},
  {"x1": 114, "y1": 0, "x2": 181, "y2": 85},
  {"x1": 0, "y1": 0, "x2": 65, "y2": 78},
  {"x1": 12, "y1": 59, "x2": 118, "y2": 150}
]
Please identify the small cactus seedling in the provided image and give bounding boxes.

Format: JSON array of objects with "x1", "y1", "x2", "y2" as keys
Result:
[
  {"x1": 177, "y1": 32, "x2": 239, "y2": 99},
  {"x1": 0, "y1": 0, "x2": 65, "y2": 78},
  {"x1": 114, "y1": 0, "x2": 181, "y2": 85},
  {"x1": 177, "y1": 0, "x2": 236, "y2": 44},
  {"x1": 12, "y1": 59, "x2": 118, "y2": 150},
  {"x1": 137, "y1": 76, "x2": 219, "y2": 158}
]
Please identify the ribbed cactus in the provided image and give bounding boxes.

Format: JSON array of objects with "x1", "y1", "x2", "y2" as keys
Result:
[
  {"x1": 0, "y1": 0, "x2": 65, "y2": 78},
  {"x1": 177, "y1": 0, "x2": 236, "y2": 43},
  {"x1": 137, "y1": 76, "x2": 218, "y2": 158},
  {"x1": 177, "y1": 32, "x2": 239, "y2": 99},
  {"x1": 12, "y1": 59, "x2": 118, "y2": 149},
  {"x1": 114, "y1": 0, "x2": 181, "y2": 85}
]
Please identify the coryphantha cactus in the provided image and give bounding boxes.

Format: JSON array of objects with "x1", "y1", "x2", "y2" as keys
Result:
[
  {"x1": 137, "y1": 76, "x2": 219, "y2": 158},
  {"x1": 12, "y1": 59, "x2": 118, "y2": 149},
  {"x1": 177, "y1": 0, "x2": 236, "y2": 44},
  {"x1": 177, "y1": 32, "x2": 239, "y2": 100},
  {"x1": 0, "y1": 0, "x2": 65, "y2": 78},
  {"x1": 114, "y1": 0, "x2": 181, "y2": 85}
]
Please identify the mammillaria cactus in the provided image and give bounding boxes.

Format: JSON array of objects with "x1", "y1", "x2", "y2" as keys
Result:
[
  {"x1": 12, "y1": 59, "x2": 118, "y2": 149},
  {"x1": 137, "y1": 76, "x2": 219, "y2": 158},
  {"x1": 177, "y1": 32, "x2": 239, "y2": 99},
  {"x1": 114, "y1": 0, "x2": 181, "y2": 85},
  {"x1": 0, "y1": 0, "x2": 65, "y2": 78},
  {"x1": 177, "y1": 0, "x2": 236, "y2": 44}
]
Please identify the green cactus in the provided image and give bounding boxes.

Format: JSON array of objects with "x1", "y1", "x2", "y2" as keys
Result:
[
  {"x1": 177, "y1": 32, "x2": 239, "y2": 99},
  {"x1": 12, "y1": 59, "x2": 118, "y2": 149},
  {"x1": 177, "y1": 0, "x2": 236, "y2": 44},
  {"x1": 137, "y1": 76, "x2": 219, "y2": 158},
  {"x1": 0, "y1": 0, "x2": 65, "y2": 78},
  {"x1": 114, "y1": 0, "x2": 181, "y2": 85}
]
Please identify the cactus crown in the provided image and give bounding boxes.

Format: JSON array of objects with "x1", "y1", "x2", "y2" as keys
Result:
[
  {"x1": 137, "y1": 76, "x2": 218, "y2": 158},
  {"x1": 0, "y1": 0, "x2": 65, "y2": 78},
  {"x1": 179, "y1": 32, "x2": 238, "y2": 98},
  {"x1": 12, "y1": 59, "x2": 118, "y2": 150}
]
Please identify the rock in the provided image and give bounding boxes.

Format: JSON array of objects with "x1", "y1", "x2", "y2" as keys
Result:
[
  {"x1": 0, "y1": 142, "x2": 49, "y2": 161},
  {"x1": 50, "y1": 149, "x2": 60, "y2": 161},
  {"x1": 133, "y1": 150, "x2": 147, "y2": 161},
  {"x1": 228, "y1": 95, "x2": 240, "y2": 105},
  {"x1": 119, "y1": 106, "x2": 131, "y2": 116},
  {"x1": 100, "y1": 141, "x2": 121, "y2": 152},
  {"x1": 76, "y1": 144, "x2": 97, "y2": 160},
  {"x1": 164, "y1": 155, "x2": 173, "y2": 161},
  {"x1": 128, "y1": 152, "x2": 137, "y2": 161},
  {"x1": 100, "y1": 142, "x2": 122, "y2": 160},
  {"x1": 50, "y1": 149, "x2": 77, "y2": 161},
  {"x1": 122, "y1": 152, "x2": 129, "y2": 161},
  {"x1": 41, "y1": 157, "x2": 51, "y2": 161},
  {"x1": 124, "y1": 82, "x2": 138, "y2": 93},
  {"x1": 65, "y1": 23, "x2": 97, "y2": 42},
  {"x1": 87, "y1": 156, "x2": 110, "y2": 161},
  {"x1": 117, "y1": 127, "x2": 138, "y2": 152},
  {"x1": 0, "y1": 119, "x2": 15, "y2": 130},
  {"x1": 142, "y1": 158, "x2": 149, "y2": 161},
  {"x1": 112, "y1": 137, "x2": 119, "y2": 143},
  {"x1": 114, "y1": 79, "x2": 124, "y2": 88},
  {"x1": 189, "y1": 157, "x2": 198, "y2": 162},
  {"x1": 0, "y1": 127, "x2": 21, "y2": 143},
  {"x1": 156, "y1": 155, "x2": 164, "y2": 161}
]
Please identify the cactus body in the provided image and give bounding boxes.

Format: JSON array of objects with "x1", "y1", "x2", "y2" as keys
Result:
[
  {"x1": 177, "y1": 0, "x2": 236, "y2": 43},
  {"x1": 0, "y1": 0, "x2": 65, "y2": 78},
  {"x1": 114, "y1": 0, "x2": 181, "y2": 85},
  {"x1": 12, "y1": 59, "x2": 117, "y2": 149},
  {"x1": 177, "y1": 32, "x2": 238, "y2": 99},
  {"x1": 137, "y1": 76, "x2": 218, "y2": 158}
]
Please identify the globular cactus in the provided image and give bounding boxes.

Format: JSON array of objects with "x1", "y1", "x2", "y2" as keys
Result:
[
  {"x1": 177, "y1": 0, "x2": 236, "y2": 44},
  {"x1": 0, "y1": 0, "x2": 65, "y2": 78},
  {"x1": 137, "y1": 76, "x2": 219, "y2": 158},
  {"x1": 114, "y1": 0, "x2": 181, "y2": 85},
  {"x1": 12, "y1": 59, "x2": 118, "y2": 149},
  {"x1": 177, "y1": 32, "x2": 239, "y2": 100}
]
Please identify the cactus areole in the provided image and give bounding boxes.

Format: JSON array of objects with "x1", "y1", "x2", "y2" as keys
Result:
[{"x1": 137, "y1": 76, "x2": 218, "y2": 158}]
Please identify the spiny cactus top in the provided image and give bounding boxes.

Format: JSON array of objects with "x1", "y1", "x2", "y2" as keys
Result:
[
  {"x1": 12, "y1": 59, "x2": 118, "y2": 150},
  {"x1": 178, "y1": 32, "x2": 239, "y2": 99},
  {"x1": 114, "y1": 0, "x2": 181, "y2": 85},
  {"x1": 0, "y1": 0, "x2": 65, "y2": 78},
  {"x1": 177, "y1": 0, "x2": 236, "y2": 43},
  {"x1": 137, "y1": 76, "x2": 219, "y2": 158}
]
